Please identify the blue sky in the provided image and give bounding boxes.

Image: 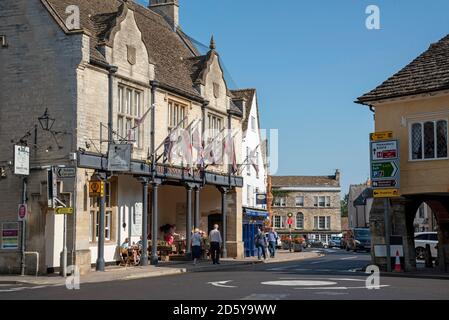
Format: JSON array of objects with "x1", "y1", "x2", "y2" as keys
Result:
[{"x1": 139, "y1": 0, "x2": 449, "y2": 196}]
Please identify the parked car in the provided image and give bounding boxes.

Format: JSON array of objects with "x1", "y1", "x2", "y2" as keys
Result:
[
  {"x1": 414, "y1": 231, "x2": 438, "y2": 260},
  {"x1": 329, "y1": 236, "x2": 342, "y2": 248},
  {"x1": 305, "y1": 239, "x2": 326, "y2": 248},
  {"x1": 342, "y1": 228, "x2": 371, "y2": 252}
]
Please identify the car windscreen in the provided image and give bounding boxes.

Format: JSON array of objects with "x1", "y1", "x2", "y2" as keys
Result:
[{"x1": 354, "y1": 229, "x2": 370, "y2": 237}]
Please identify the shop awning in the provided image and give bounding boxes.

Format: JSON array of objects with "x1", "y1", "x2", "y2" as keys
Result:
[{"x1": 243, "y1": 208, "x2": 269, "y2": 218}]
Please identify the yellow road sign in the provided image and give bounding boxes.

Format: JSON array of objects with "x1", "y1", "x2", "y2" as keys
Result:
[
  {"x1": 370, "y1": 131, "x2": 393, "y2": 141},
  {"x1": 373, "y1": 188, "x2": 400, "y2": 198},
  {"x1": 55, "y1": 207, "x2": 74, "y2": 215},
  {"x1": 89, "y1": 181, "x2": 104, "y2": 197}
]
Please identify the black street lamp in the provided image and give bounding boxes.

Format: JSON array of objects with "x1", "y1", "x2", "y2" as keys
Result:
[{"x1": 38, "y1": 108, "x2": 55, "y2": 131}]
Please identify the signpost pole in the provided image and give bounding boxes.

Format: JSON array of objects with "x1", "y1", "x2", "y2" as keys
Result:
[
  {"x1": 96, "y1": 174, "x2": 106, "y2": 272},
  {"x1": 384, "y1": 198, "x2": 392, "y2": 272},
  {"x1": 62, "y1": 212, "x2": 67, "y2": 277},
  {"x1": 20, "y1": 177, "x2": 27, "y2": 276},
  {"x1": 289, "y1": 225, "x2": 292, "y2": 252}
]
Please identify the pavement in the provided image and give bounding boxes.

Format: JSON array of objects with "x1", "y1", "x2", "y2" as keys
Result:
[{"x1": 0, "y1": 250, "x2": 319, "y2": 287}]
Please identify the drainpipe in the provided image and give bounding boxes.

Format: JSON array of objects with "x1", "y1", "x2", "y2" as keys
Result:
[
  {"x1": 107, "y1": 66, "x2": 118, "y2": 143},
  {"x1": 150, "y1": 81, "x2": 159, "y2": 179}
]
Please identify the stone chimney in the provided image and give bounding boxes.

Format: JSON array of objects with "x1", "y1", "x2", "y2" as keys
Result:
[
  {"x1": 335, "y1": 169, "x2": 341, "y2": 183},
  {"x1": 149, "y1": 0, "x2": 179, "y2": 30}
]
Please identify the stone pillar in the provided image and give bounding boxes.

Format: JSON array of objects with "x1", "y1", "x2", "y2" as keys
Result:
[
  {"x1": 218, "y1": 187, "x2": 228, "y2": 258},
  {"x1": 393, "y1": 198, "x2": 416, "y2": 272},
  {"x1": 194, "y1": 186, "x2": 200, "y2": 229},
  {"x1": 437, "y1": 222, "x2": 449, "y2": 272},
  {"x1": 185, "y1": 184, "x2": 193, "y2": 259},
  {"x1": 140, "y1": 178, "x2": 149, "y2": 266},
  {"x1": 224, "y1": 187, "x2": 244, "y2": 259},
  {"x1": 369, "y1": 197, "x2": 416, "y2": 272},
  {"x1": 151, "y1": 181, "x2": 160, "y2": 266}
]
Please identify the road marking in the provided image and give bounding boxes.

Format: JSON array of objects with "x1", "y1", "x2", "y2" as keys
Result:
[
  {"x1": 262, "y1": 280, "x2": 337, "y2": 286},
  {"x1": 267, "y1": 266, "x2": 291, "y2": 271},
  {"x1": 310, "y1": 260, "x2": 326, "y2": 264},
  {"x1": 207, "y1": 280, "x2": 236, "y2": 288},
  {"x1": 295, "y1": 285, "x2": 390, "y2": 290},
  {"x1": 241, "y1": 294, "x2": 289, "y2": 300},
  {"x1": 340, "y1": 256, "x2": 358, "y2": 260}
]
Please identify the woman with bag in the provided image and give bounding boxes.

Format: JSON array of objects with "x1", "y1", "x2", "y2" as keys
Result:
[{"x1": 255, "y1": 227, "x2": 267, "y2": 260}]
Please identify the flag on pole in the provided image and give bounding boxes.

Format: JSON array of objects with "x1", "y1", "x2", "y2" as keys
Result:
[
  {"x1": 134, "y1": 103, "x2": 155, "y2": 128},
  {"x1": 249, "y1": 145, "x2": 259, "y2": 175}
]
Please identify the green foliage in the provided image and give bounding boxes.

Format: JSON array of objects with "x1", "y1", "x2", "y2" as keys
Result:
[{"x1": 341, "y1": 193, "x2": 349, "y2": 217}]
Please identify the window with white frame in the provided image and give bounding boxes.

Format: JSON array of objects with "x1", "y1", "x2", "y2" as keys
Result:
[
  {"x1": 313, "y1": 196, "x2": 331, "y2": 207},
  {"x1": 246, "y1": 147, "x2": 251, "y2": 175},
  {"x1": 313, "y1": 216, "x2": 331, "y2": 230},
  {"x1": 295, "y1": 196, "x2": 304, "y2": 207},
  {"x1": 274, "y1": 215, "x2": 283, "y2": 228},
  {"x1": 117, "y1": 85, "x2": 143, "y2": 148},
  {"x1": 168, "y1": 100, "x2": 186, "y2": 129},
  {"x1": 247, "y1": 185, "x2": 252, "y2": 206},
  {"x1": 208, "y1": 113, "x2": 223, "y2": 139},
  {"x1": 410, "y1": 120, "x2": 448, "y2": 160},
  {"x1": 296, "y1": 212, "x2": 304, "y2": 229},
  {"x1": 89, "y1": 181, "x2": 114, "y2": 243},
  {"x1": 273, "y1": 196, "x2": 286, "y2": 207},
  {"x1": 251, "y1": 116, "x2": 256, "y2": 131},
  {"x1": 255, "y1": 151, "x2": 259, "y2": 178}
]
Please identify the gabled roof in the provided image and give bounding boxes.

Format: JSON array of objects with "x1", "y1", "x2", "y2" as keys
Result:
[
  {"x1": 231, "y1": 88, "x2": 257, "y2": 131},
  {"x1": 271, "y1": 175, "x2": 340, "y2": 188},
  {"x1": 43, "y1": 0, "x2": 202, "y2": 97},
  {"x1": 357, "y1": 34, "x2": 449, "y2": 104}
]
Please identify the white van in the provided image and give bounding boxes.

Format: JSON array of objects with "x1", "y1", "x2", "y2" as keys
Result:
[{"x1": 414, "y1": 232, "x2": 438, "y2": 259}]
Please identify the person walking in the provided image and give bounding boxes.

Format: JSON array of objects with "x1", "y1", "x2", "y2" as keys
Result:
[
  {"x1": 209, "y1": 224, "x2": 222, "y2": 264},
  {"x1": 267, "y1": 227, "x2": 279, "y2": 258},
  {"x1": 191, "y1": 228, "x2": 202, "y2": 265},
  {"x1": 255, "y1": 227, "x2": 267, "y2": 260}
]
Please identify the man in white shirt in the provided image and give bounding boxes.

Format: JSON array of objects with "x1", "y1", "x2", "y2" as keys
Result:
[{"x1": 209, "y1": 224, "x2": 222, "y2": 264}]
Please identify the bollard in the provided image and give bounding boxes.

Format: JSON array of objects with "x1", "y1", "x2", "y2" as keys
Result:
[{"x1": 424, "y1": 244, "x2": 433, "y2": 268}]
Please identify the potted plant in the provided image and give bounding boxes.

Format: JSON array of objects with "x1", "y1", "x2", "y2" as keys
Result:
[{"x1": 293, "y1": 236, "x2": 304, "y2": 252}]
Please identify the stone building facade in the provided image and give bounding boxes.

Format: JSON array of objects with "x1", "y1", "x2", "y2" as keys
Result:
[
  {"x1": 357, "y1": 33, "x2": 449, "y2": 272},
  {"x1": 271, "y1": 171, "x2": 342, "y2": 244},
  {"x1": 0, "y1": 0, "x2": 253, "y2": 275}
]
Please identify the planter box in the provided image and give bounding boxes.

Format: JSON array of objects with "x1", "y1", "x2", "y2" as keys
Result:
[{"x1": 293, "y1": 243, "x2": 303, "y2": 252}]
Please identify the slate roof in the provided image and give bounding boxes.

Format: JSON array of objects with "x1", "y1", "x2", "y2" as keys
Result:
[
  {"x1": 43, "y1": 0, "x2": 202, "y2": 97},
  {"x1": 357, "y1": 34, "x2": 449, "y2": 103},
  {"x1": 231, "y1": 89, "x2": 257, "y2": 131},
  {"x1": 271, "y1": 175, "x2": 340, "y2": 188}
]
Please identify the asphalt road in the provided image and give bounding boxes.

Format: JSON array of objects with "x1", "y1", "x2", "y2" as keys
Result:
[{"x1": 1, "y1": 248, "x2": 449, "y2": 300}]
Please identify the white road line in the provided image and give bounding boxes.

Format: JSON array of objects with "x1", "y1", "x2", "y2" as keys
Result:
[
  {"x1": 267, "y1": 266, "x2": 292, "y2": 271},
  {"x1": 340, "y1": 256, "x2": 358, "y2": 260},
  {"x1": 310, "y1": 260, "x2": 326, "y2": 264}
]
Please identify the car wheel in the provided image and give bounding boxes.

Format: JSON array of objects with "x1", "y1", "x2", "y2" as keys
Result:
[{"x1": 416, "y1": 247, "x2": 426, "y2": 260}]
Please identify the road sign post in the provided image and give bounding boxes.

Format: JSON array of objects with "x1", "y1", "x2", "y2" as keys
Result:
[
  {"x1": 287, "y1": 213, "x2": 293, "y2": 252},
  {"x1": 370, "y1": 134, "x2": 399, "y2": 273}
]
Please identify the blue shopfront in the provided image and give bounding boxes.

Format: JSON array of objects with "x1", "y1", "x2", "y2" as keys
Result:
[{"x1": 242, "y1": 207, "x2": 269, "y2": 257}]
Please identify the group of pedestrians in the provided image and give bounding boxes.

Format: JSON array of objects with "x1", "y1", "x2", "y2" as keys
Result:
[
  {"x1": 255, "y1": 227, "x2": 279, "y2": 261},
  {"x1": 191, "y1": 224, "x2": 222, "y2": 265},
  {"x1": 190, "y1": 224, "x2": 279, "y2": 264}
]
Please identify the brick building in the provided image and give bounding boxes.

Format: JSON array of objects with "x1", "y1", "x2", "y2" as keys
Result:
[{"x1": 270, "y1": 171, "x2": 342, "y2": 244}]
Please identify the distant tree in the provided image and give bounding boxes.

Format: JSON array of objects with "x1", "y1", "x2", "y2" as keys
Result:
[{"x1": 341, "y1": 193, "x2": 349, "y2": 217}]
